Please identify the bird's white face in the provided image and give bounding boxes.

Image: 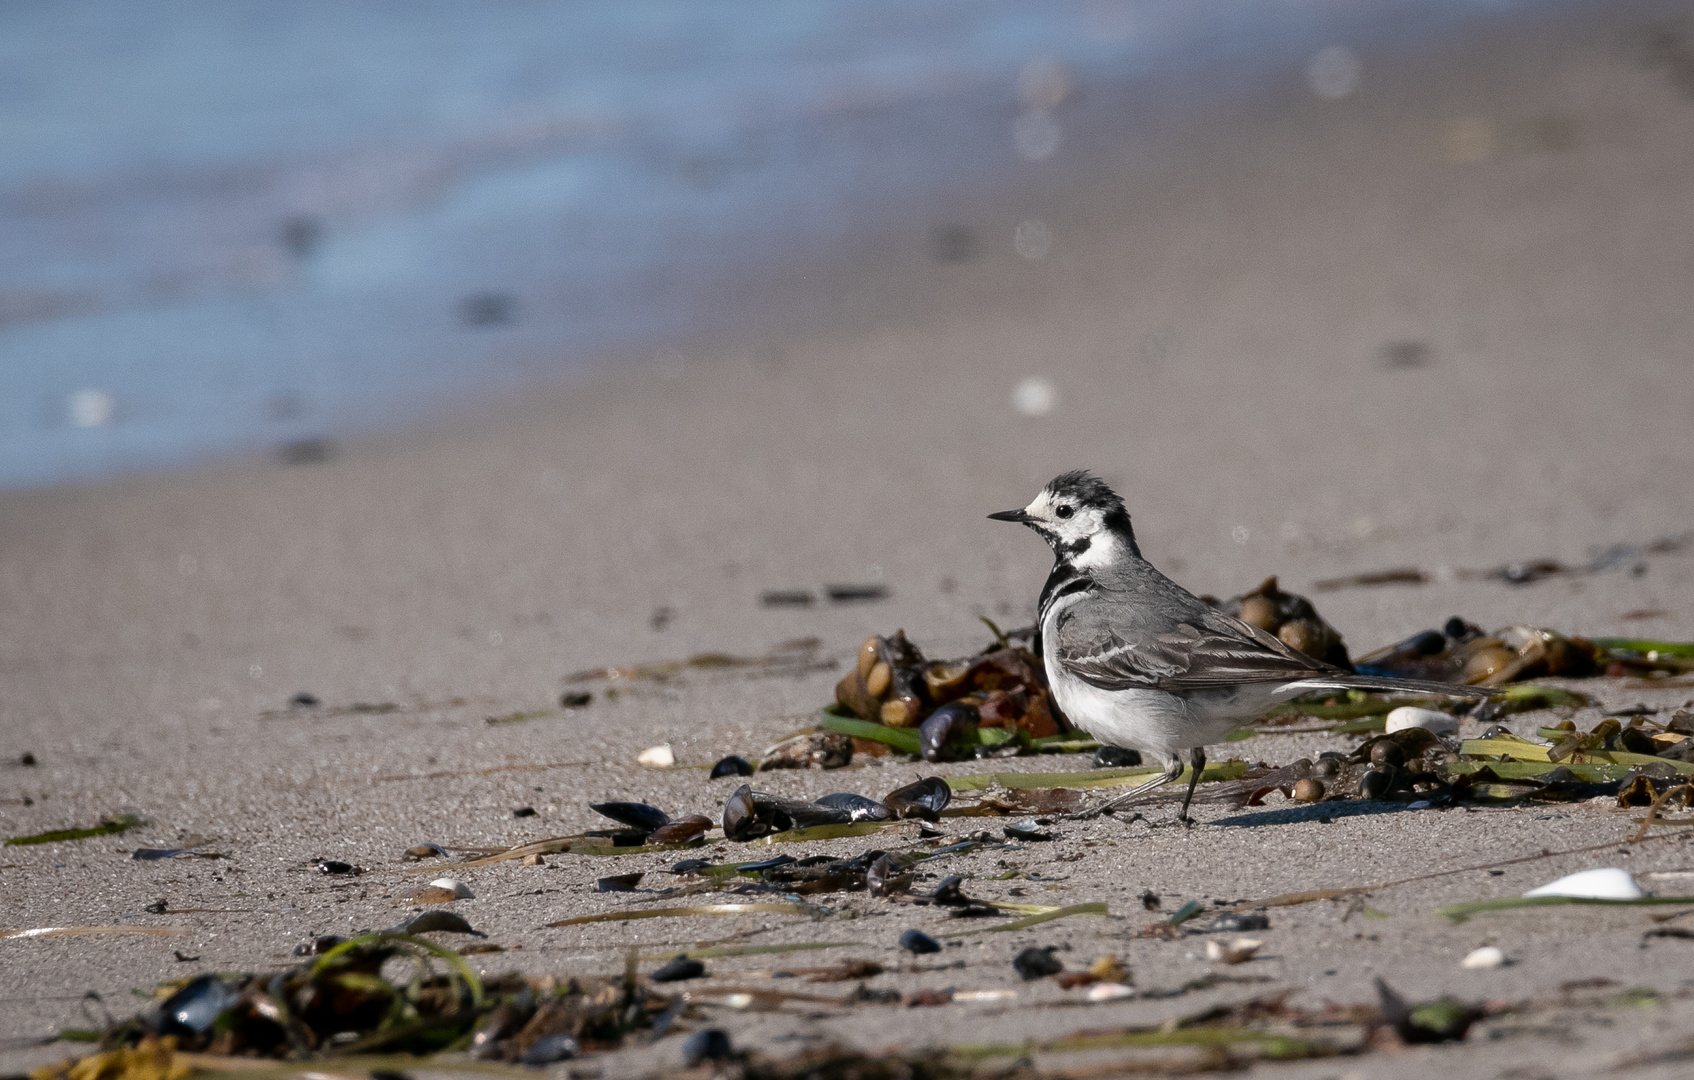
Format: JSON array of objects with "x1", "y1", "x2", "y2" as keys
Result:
[{"x1": 1018, "y1": 486, "x2": 1109, "y2": 550}]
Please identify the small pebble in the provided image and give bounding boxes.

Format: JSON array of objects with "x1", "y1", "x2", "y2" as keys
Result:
[
  {"x1": 1292, "y1": 778, "x2": 1325, "y2": 802},
  {"x1": 1205, "y1": 912, "x2": 1269, "y2": 933},
  {"x1": 597, "y1": 872, "x2": 643, "y2": 892},
  {"x1": 512, "y1": 806, "x2": 537, "y2": 818},
  {"x1": 522, "y1": 853, "x2": 546, "y2": 867},
  {"x1": 315, "y1": 860, "x2": 358, "y2": 875},
  {"x1": 560, "y1": 691, "x2": 592, "y2": 708},
  {"x1": 1360, "y1": 769, "x2": 1392, "y2": 799},
  {"x1": 651, "y1": 955, "x2": 707, "y2": 982},
  {"x1": 683, "y1": 1029, "x2": 733, "y2": 1067},
  {"x1": 1385, "y1": 706, "x2": 1458, "y2": 736},
  {"x1": 638, "y1": 744, "x2": 676, "y2": 767},
  {"x1": 289, "y1": 692, "x2": 320, "y2": 708},
  {"x1": 1013, "y1": 946, "x2": 1063, "y2": 980},
  {"x1": 1460, "y1": 946, "x2": 1506, "y2": 969},
  {"x1": 19, "y1": 752, "x2": 37, "y2": 766},
  {"x1": 899, "y1": 929, "x2": 942, "y2": 955},
  {"x1": 403, "y1": 844, "x2": 446, "y2": 861},
  {"x1": 1368, "y1": 739, "x2": 1406, "y2": 768},
  {"x1": 1003, "y1": 819, "x2": 1053, "y2": 842}
]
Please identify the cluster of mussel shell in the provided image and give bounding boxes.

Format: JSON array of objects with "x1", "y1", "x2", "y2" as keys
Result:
[
  {"x1": 1251, "y1": 726, "x2": 1458, "y2": 805},
  {"x1": 835, "y1": 630, "x2": 1061, "y2": 761},
  {"x1": 1201, "y1": 576, "x2": 1351, "y2": 667},
  {"x1": 1355, "y1": 617, "x2": 1601, "y2": 685},
  {"x1": 590, "y1": 777, "x2": 953, "y2": 845}
]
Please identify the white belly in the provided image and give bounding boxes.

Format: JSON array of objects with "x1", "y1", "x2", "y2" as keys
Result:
[{"x1": 1050, "y1": 676, "x2": 1249, "y2": 756}]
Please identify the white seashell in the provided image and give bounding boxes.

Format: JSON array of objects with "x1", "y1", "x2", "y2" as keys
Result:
[
  {"x1": 428, "y1": 878, "x2": 474, "y2": 899},
  {"x1": 953, "y1": 989, "x2": 1017, "y2": 1002},
  {"x1": 637, "y1": 744, "x2": 675, "y2": 767},
  {"x1": 1460, "y1": 946, "x2": 1505, "y2": 969},
  {"x1": 1524, "y1": 867, "x2": 1643, "y2": 900},
  {"x1": 1087, "y1": 982, "x2": 1136, "y2": 1002},
  {"x1": 1205, "y1": 938, "x2": 1262, "y2": 964},
  {"x1": 1384, "y1": 707, "x2": 1458, "y2": 736}
]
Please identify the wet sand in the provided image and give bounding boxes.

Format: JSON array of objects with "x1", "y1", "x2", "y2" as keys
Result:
[{"x1": 6, "y1": 5, "x2": 1694, "y2": 1076}]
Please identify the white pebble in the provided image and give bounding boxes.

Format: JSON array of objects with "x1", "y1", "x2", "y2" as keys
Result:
[
  {"x1": 1384, "y1": 706, "x2": 1458, "y2": 736},
  {"x1": 1460, "y1": 946, "x2": 1505, "y2": 969},
  {"x1": 1087, "y1": 982, "x2": 1135, "y2": 1001},
  {"x1": 1524, "y1": 867, "x2": 1642, "y2": 900},
  {"x1": 637, "y1": 743, "x2": 675, "y2": 767},
  {"x1": 428, "y1": 878, "x2": 473, "y2": 899}
]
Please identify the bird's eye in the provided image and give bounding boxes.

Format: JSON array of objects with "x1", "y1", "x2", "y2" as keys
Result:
[{"x1": 1055, "y1": 505, "x2": 1074, "y2": 519}]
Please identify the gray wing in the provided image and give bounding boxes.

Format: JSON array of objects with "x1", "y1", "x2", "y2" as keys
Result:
[{"x1": 1053, "y1": 565, "x2": 1335, "y2": 693}]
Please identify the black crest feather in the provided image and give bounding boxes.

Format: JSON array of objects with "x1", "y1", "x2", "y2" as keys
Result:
[{"x1": 1045, "y1": 470, "x2": 1138, "y2": 555}]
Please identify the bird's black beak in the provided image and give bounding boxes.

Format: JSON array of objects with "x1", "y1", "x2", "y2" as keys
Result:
[{"x1": 987, "y1": 508, "x2": 1034, "y2": 523}]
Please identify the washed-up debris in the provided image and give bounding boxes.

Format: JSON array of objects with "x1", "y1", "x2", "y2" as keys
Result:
[
  {"x1": 710, "y1": 754, "x2": 755, "y2": 778},
  {"x1": 513, "y1": 806, "x2": 537, "y2": 818},
  {"x1": 20, "y1": 751, "x2": 39, "y2": 765},
  {"x1": 759, "y1": 731, "x2": 852, "y2": 770},
  {"x1": 130, "y1": 849, "x2": 222, "y2": 861},
  {"x1": 33, "y1": 936, "x2": 677, "y2": 1071},
  {"x1": 403, "y1": 843, "x2": 447, "y2": 860},
  {"x1": 650, "y1": 955, "x2": 706, "y2": 982},
  {"x1": 827, "y1": 584, "x2": 889, "y2": 603},
  {"x1": 817, "y1": 792, "x2": 893, "y2": 822},
  {"x1": 682, "y1": 1028, "x2": 734, "y2": 1067},
  {"x1": 1525, "y1": 867, "x2": 1643, "y2": 900},
  {"x1": 1385, "y1": 706, "x2": 1458, "y2": 735},
  {"x1": 565, "y1": 637, "x2": 834, "y2": 684},
  {"x1": 393, "y1": 911, "x2": 484, "y2": 936},
  {"x1": 546, "y1": 902, "x2": 819, "y2": 928},
  {"x1": 6, "y1": 815, "x2": 143, "y2": 847},
  {"x1": 314, "y1": 860, "x2": 360, "y2": 875},
  {"x1": 1376, "y1": 977, "x2": 1484, "y2": 1043},
  {"x1": 899, "y1": 930, "x2": 942, "y2": 955},
  {"x1": 1201, "y1": 576, "x2": 1351, "y2": 666},
  {"x1": 2, "y1": 926, "x2": 184, "y2": 942},
  {"x1": 560, "y1": 690, "x2": 592, "y2": 708},
  {"x1": 833, "y1": 628, "x2": 1061, "y2": 746},
  {"x1": 596, "y1": 873, "x2": 643, "y2": 893},
  {"x1": 1205, "y1": 938, "x2": 1262, "y2": 964},
  {"x1": 404, "y1": 878, "x2": 474, "y2": 903},
  {"x1": 761, "y1": 590, "x2": 814, "y2": 607},
  {"x1": 636, "y1": 744, "x2": 675, "y2": 768},
  {"x1": 1012, "y1": 946, "x2": 1063, "y2": 980},
  {"x1": 1461, "y1": 946, "x2": 1506, "y2": 969},
  {"x1": 1315, "y1": 533, "x2": 1692, "y2": 591},
  {"x1": 1093, "y1": 745, "x2": 1142, "y2": 768}
]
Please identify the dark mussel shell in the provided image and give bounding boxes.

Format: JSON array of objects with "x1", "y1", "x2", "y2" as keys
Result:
[
  {"x1": 722, "y1": 786, "x2": 851, "y2": 841},
  {"x1": 589, "y1": 801, "x2": 670, "y2": 832},
  {"x1": 156, "y1": 975, "x2": 243, "y2": 1037},
  {"x1": 920, "y1": 702, "x2": 979, "y2": 763},
  {"x1": 650, "y1": 814, "x2": 712, "y2": 844},
  {"x1": 883, "y1": 776, "x2": 951, "y2": 821},
  {"x1": 816, "y1": 792, "x2": 893, "y2": 822},
  {"x1": 865, "y1": 852, "x2": 913, "y2": 897},
  {"x1": 709, "y1": 755, "x2": 755, "y2": 779},
  {"x1": 1093, "y1": 745, "x2": 1142, "y2": 768}
]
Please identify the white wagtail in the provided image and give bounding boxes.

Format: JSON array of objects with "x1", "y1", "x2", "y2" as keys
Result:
[{"x1": 989, "y1": 471, "x2": 1494, "y2": 823}]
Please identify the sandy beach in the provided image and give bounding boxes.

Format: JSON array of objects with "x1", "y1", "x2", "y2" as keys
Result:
[{"x1": 6, "y1": 4, "x2": 1694, "y2": 1076}]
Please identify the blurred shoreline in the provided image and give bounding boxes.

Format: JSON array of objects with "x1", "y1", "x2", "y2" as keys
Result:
[{"x1": 0, "y1": 0, "x2": 1595, "y2": 492}]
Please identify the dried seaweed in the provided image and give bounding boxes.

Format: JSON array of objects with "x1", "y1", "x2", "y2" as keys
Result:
[
  {"x1": 545, "y1": 902, "x2": 821, "y2": 928},
  {"x1": 6, "y1": 815, "x2": 144, "y2": 846},
  {"x1": 1438, "y1": 894, "x2": 1694, "y2": 923}
]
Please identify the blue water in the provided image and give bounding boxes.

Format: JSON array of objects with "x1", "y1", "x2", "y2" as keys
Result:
[{"x1": 0, "y1": 0, "x2": 1546, "y2": 489}]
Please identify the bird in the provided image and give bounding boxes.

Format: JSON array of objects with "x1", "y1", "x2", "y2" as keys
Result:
[{"x1": 988, "y1": 470, "x2": 1495, "y2": 824}]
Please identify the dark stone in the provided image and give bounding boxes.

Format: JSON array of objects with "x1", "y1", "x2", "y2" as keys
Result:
[
  {"x1": 1012, "y1": 946, "x2": 1063, "y2": 980},
  {"x1": 1093, "y1": 745, "x2": 1142, "y2": 768},
  {"x1": 898, "y1": 929, "x2": 942, "y2": 955},
  {"x1": 709, "y1": 755, "x2": 755, "y2": 779},
  {"x1": 651, "y1": 955, "x2": 707, "y2": 982}
]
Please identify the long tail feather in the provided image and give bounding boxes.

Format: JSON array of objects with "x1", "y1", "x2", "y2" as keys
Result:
[{"x1": 1281, "y1": 674, "x2": 1498, "y2": 700}]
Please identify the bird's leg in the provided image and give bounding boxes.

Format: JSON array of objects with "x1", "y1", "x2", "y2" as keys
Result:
[
  {"x1": 1175, "y1": 747, "x2": 1206, "y2": 827},
  {"x1": 1067, "y1": 756, "x2": 1183, "y2": 820}
]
